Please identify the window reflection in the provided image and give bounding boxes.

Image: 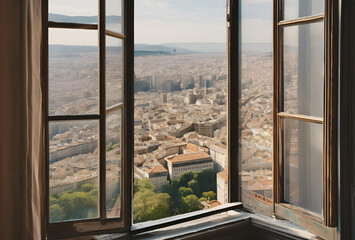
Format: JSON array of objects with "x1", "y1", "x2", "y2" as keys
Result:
[{"x1": 239, "y1": 0, "x2": 273, "y2": 212}]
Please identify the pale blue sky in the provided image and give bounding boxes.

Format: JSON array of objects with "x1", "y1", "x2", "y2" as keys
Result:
[{"x1": 49, "y1": 0, "x2": 273, "y2": 45}]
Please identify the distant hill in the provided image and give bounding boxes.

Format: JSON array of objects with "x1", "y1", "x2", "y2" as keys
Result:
[
  {"x1": 241, "y1": 42, "x2": 272, "y2": 54},
  {"x1": 135, "y1": 44, "x2": 194, "y2": 54},
  {"x1": 49, "y1": 45, "x2": 98, "y2": 53},
  {"x1": 49, "y1": 45, "x2": 170, "y2": 57},
  {"x1": 161, "y1": 42, "x2": 296, "y2": 55},
  {"x1": 48, "y1": 13, "x2": 121, "y2": 24},
  {"x1": 242, "y1": 42, "x2": 297, "y2": 54},
  {"x1": 49, "y1": 43, "x2": 296, "y2": 57},
  {"x1": 162, "y1": 42, "x2": 274, "y2": 54},
  {"x1": 135, "y1": 51, "x2": 171, "y2": 57},
  {"x1": 162, "y1": 43, "x2": 226, "y2": 53}
]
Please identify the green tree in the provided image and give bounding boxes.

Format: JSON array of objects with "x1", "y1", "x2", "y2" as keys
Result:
[
  {"x1": 58, "y1": 191, "x2": 91, "y2": 219},
  {"x1": 199, "y1": 197, "x2": 208, "y2": 202},
  {"x1": 49, "y1": 195, "x2": 58, "y2": 206},
  {"x1": 80, "y1": 183, "x2": 95, "y2": 192},
  {"x1": 188, "y1": 179, "x2": 201, "y2": 197},
  {"x1": 178, "y1": 171, "x2": 194, "y2": 188},
  {"x1": 133, "y1": 189, "x2": 171, "y2": 223},
  {"x1": 49, "y1": 185, "x2": 100, "y2": 221},
  {"x1": 178, "y1": 187, "x2": 193, "y2": 197},
  {"x1": 112, "y1": 143, "x2": 120, "y2": 149},
  {"x1": 193, "y1": 169, "x2": 216, "y2": 197},
  {"x1": 52, "y1": 193, "x2": 59, "y2": 199},
  {"x1": 183, "y1": 195, "x2": 203, "y2": 212},
  {"x1": 87, "y1": 188, "x2": 99, "y2": 207},
  {"x1": 202, "y1": 191, "x2": 216, "y2": 201},
  {"x1": 106, "y1": 142, "x2": 113, "y2": 152},
  {"x1": 162, "y1": 179, "x2": 184, "y2": 215},
  {"x1": 134, "y1": 178, "x2": 155, "y2": 194},
  {"x1": 49, "y1": 204, "x2": 65, "y2": 222}
]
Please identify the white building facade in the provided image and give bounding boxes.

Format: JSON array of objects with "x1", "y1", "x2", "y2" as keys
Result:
[{"x1": 165, "y1": 152, "x2": 214, "y2": 180}]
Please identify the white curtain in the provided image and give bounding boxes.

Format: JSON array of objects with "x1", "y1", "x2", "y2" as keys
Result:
[{"x1": 0, "y1": 0, "x2": 44, "y2": 239}]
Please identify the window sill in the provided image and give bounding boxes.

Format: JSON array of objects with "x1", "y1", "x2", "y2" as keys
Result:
[
  {"x1": 131, "y1": 202, "x2": 243, "y2": 234},
  {"x1": 275, "y1": 203, "x2": 337, "y2": 240},
  {"x1": 64, "y1": 207, "x2": 323, "y2": 240},
  {"x1": 133, "y1": 210, "x2": 321, "y2": 240}
]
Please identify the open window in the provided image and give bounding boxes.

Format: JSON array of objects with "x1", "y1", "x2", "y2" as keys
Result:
[
  {"x1": 236, "y1": 0, "x2": 338, "y2": 236},
  {"x1": 44, "y1": 0, "x2": 134, "y2": 237},
  {"x1": 43, "y1": 0, "x2": 338, "y2": 238}
]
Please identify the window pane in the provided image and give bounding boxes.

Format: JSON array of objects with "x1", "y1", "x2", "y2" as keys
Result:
[
  {"x1": 283, "y1": 22, "x2": 324, "y2": 117},
  {"x1": 49, "y1": 28, "x2": 98, "y2": 116},
  {"x1": 106, "y1": 37, "x2": 123, "y2": 108},
  {"x1": 106, "y1": 110, "x2": 122, "y2": 218},
  {"x1": 106, "y1": 0, "x2": 122, "y2": 33},
  {"x1": 283, "y1": 118, "x2": 323, "y2": 215},
  {"x1": 283, "y1": 0, "x2": 324, "y2": 20},
  {"x1": 49, "y1": 0, "x2": 98, "y2": 24},
  {"x1": 49, "y1": 120, "x2": 99, "y2": 223},
  {"x1": 239, "y1": 0, "x2": 273, "y2": 214},
  {"x1": 134, "y1": 0, "x2": 227, "y2": 223}
]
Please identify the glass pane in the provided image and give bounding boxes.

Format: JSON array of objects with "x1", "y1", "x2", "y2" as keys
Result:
[
  {"x1": 49, "y1": 120, "x2": 99, "y2": 223},
  {"x1": 106, "y1": 110, "x2": 122, "y2": 218},
  {"x1": 283, "y1": 22, "x2": 324, "y2": 117},
  {"x1": 106, "y1": 0, "x2": 122, "y2": 33},
  {"x1": 134, "y1": 0, "x2": 227, "y2": 223},
  {"x1": 239, "y1": 0, "x2": 273, "y2": 213},
  {"x1": 49, "y1": 28, "x2": 98, "y2": 116},
  {"x1": 283, "y1": 119, "x2": 323, "y2": 215},
  {"x1": 106, "y1": 37, "x2": 123, "y2": 108},
  {"x1": 49, "y1": 0, "x2": 98, "y2": 24},
  {"x1": 283, "y1": 0, "x2": 324, "y2": 20}
]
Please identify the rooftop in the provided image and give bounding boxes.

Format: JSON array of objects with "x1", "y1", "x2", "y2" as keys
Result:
[
  {"x1": 201, "y1": 200, "x2": 222, "y2": 210},
  {"x1": 144, "y1": 165, "x2": 168, "y2": 174},
  {"x1": 217, "y1": 169, "x2": 228, "y2": 183},
  {"x1": 166, "y1": 152, "x2": 211, "y2": 163}
]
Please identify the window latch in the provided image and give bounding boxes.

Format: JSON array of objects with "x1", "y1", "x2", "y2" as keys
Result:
[{"x1": 227, "y1": 5, "x2": 231, "y2": 27}]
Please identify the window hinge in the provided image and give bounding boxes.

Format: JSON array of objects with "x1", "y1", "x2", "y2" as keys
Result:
[{"x1": 227, "y1": 6, "x2": 231, "y2": 27}]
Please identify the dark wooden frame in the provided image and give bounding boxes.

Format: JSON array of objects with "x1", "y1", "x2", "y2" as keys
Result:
[
  {"x1": 339, "y1": 0, "x2": 353, "y2": 238},
  {"x1": 273, "y1": 0, "x2": 338, "y2": 233},
  {"x1": 42, "y1": 0, "x2": 340, "y2": 238},
  {"x1": 228, "y1": 0, "x2": 240, "y2": 202},
  {"x1": 43, "y1": 0, "x2": 243, "y2": 238},
  {"x1": 43, "y1": 0, "x2": 134, "y2": 238}
]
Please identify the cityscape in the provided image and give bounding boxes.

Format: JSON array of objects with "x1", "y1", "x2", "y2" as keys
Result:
[{"x1": 47, "y1": 44, "x2": 275, "y2": 222}]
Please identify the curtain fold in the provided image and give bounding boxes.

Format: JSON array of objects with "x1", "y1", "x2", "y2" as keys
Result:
[{"x1": 0, "y1": 0, "x2": 44, "y2": 239}]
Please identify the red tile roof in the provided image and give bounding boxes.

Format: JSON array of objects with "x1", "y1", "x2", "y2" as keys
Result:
[{"x1": 166, "y1": 152, "x2": 211, "y2": 163}]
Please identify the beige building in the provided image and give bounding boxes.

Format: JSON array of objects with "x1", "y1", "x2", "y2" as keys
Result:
[
  {"x1": 165, "y1": 152, "x2": 213, "y2": 180},
  {"x1": 143, "y1": 165, "x2": 168, "y2": 191},
  {"x1": 134, "y1": 164, "x2": 168, "y2": 192},
  {"x1": 217, "y1": 170, "x2": 228, "y2": 204},
  {"x1": 209, "y1": 143, "x2": 227, "y2": 172}
]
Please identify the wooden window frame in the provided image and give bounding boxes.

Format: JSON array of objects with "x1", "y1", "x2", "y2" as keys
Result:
[
  {"x1": 272, "y1": 0, "x2": 338, "y2": 232},
  {"x1": 43, "y1": 0, "x2": 134, "y2": 238},
  {"x1": 43, "y1": 0, "x2": 243, "y2": 238},
  {"x1": 42, "y1": 0, "x2": 338, "y2": 238}
]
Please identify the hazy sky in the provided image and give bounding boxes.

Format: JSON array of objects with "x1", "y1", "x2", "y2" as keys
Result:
[{"x1": 49, "y1": 0, "x2": 273, "y2": 45}]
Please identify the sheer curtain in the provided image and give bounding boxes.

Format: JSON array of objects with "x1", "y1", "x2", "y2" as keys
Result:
[{"x1": 0, "y1": 0, "x2": 44, "y2": 239}]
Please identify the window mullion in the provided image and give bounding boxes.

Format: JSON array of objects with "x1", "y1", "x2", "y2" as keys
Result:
[
  {"x1": 278, "y1": 112, "x2": 323, "y2": 124},
  {"x1": 277, "y1": 14, "x2": 324, "y2": 27},
  {"x1": 48, "y1": 21, "x2": 98, "y2": 30},
  {"x1": 106, "y1": 30, "x2": 125, "y2": 39},
  {"x1": 122, "y1": 0, "x2": 134, "y2": 228},
  {"x1": 48, "y1": 114, "x2": 101, "y2": 121},
  {"x1": 226, "y1": 0, "x2": 240, "y2": 203},
  {"x1": 99, "y1": 0, "x2": 107, "y2": 220},
  {"x1": 273, "y1": 0, "x2": 283, "y2": 207},
  {"x1": 106, "y1": 102, "x2": 124, "y2": 114}
]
